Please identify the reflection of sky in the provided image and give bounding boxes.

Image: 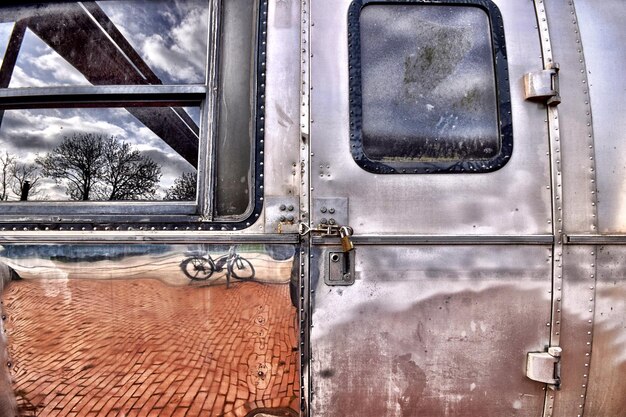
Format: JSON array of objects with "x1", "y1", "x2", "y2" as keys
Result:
[
  {"x1": 9, "y1": 28, "x2": 90, "y2": 87},
  {"x1": 0, "y1": 22, "x2": 14, "y2": 65},
  {"x1": 0, "y1": 1, "x2": 208, "y2": 86},
  {"x1": 0, "y1": 1, "x2": 207, "y2": 201},
  {"x1": 0, "y1": 108, "x2": 198, "y2": 201},
  {"x1": 97, "y1": 0, "x2": 208, "y2": 84},
  {"x1": 360, "y1": 5, "x2": 499, "y2": 159}
]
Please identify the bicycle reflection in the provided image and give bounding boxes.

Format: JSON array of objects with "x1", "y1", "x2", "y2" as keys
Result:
[{"x1": 180, "y1": 246, "x2": 255, "y2": 288}]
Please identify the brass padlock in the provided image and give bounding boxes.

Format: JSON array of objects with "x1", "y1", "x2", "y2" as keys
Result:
[{"x1": 339, "y1": 226, "x2": 354, "y2": 252}]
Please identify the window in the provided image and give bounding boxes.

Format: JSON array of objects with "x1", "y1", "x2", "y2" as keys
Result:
[
  {"x1": 348, "y1": 0, "x2": 512, "y2": 174},
  {"x1": 0, "y1": 0, "x2": 266, "y2": 228}
]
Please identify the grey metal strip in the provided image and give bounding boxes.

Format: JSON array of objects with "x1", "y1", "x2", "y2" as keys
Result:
[
  {"x1": 533, "y1": 1, "x2": 563, "y2": 414},
  {"x1": 539, "y1": 0, "x2": 598, "y2": 415},
  {"x1": 312, "y1": 234, "x2": 554, "y2": 245},
  {"x1": 555, "y1": 1, "x2": 597, "y2": 415},
  {"x1": 301, "y1": 0, "x2": 311, "y2": 413},
  {"x1": 0, "y1": 232, "x2": 299, "y2": 244},
  {"x1": 0, "y1": 201, "x2": 197, "y2": 216},
  {"x1": 566, "y1": 234, "x2": 626, "y2": 245},
  {"x1": 0, "y1": 85, "x2": 206, "y2": 108},
  {"x1": 198, "y1": 0, "x2": 220, "y2": 221}
]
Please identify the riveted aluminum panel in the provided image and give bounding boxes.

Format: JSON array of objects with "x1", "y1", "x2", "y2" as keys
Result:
[
  {"x1": 585, "y1": 245, "x2": 626, "y2": 417},
  {"x1": 310, "y1": 245, "x2": 552, "y2": 416},
  {"x1": 544, "y1": 0, "x2": 598, "y2": 234},
  {"x1": 575, "y1": 0, "x2": 626, "y2": 233},
  {"x1": 550, "y1": 245, "x2": 596, "y2": 417},
  {"x1": 309, "y1": 0, "x2": 550, "y2": 235},
  {"x1": 264, "y1": 0, "x2": 302, "y2": 200}
]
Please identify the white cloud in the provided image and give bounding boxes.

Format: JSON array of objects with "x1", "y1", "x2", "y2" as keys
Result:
[
  {"x1": 0, "y1": 22, "x2": 14, "y2": 61},
  {"x1": 141, "y1": 8, "x2": 207, "y2": 83},
  {"x1": 27, "y1": 51, "x2": 90, "y2": 86},
  {"x1": 9, "y1": 66, "x2": 48, "y2": 88},
  {"x1": 4, "y1": 110, "x2": 126, "y2": 144},
  {"x1": 8, "y1": 29, "x2": 91, "y2": 88},
  {"x1": 96, "y1": 1, "x2": 208, "y2": 84}
]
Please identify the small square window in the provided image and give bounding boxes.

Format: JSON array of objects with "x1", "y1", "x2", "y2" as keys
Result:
[{"x1": 349, "y1": 0, "x2": 512, "y2": 173}]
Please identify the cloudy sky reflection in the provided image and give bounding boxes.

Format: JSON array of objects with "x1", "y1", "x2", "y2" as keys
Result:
[
  {"x1": 1, "y1": 107, "x2": 198, "y2": 201},
  {"x1": 97, "y1": 0, "x2": 208, "y2": 84},
  {"x1": 0, "y1": 1, "x2": 208, "y2": 201}
]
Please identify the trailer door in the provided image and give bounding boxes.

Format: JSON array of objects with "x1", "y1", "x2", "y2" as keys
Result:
[{"x1": 307, "y1": 0, "x2": 555, "y2": 415}]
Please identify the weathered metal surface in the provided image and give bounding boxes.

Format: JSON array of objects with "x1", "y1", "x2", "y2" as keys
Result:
[
  {"x1": 310, "y1": 0, "x2": 550, "y2": 236},
  {"x1": 531, "y1": 6, "x2": 563, "y2": 415},
  {"x1": 574, "y1": 0, "x2": 626, "y2": 234},
  {"x1": 264, "y1": 0, "x2": 302, "y2": 205},
  {"x1": 308, "y1": 1, "x2": 554, "y2": 415},
  {"x1": 325, "y1": 251, "x2": 355, "y2": 286},
  {"x1": 585, "y1": 245, "x2": 626, "y2": 417},
  {"x1": 0, "y1": 232, "x2": 300, "y2": 244},
  {"x1": 311, "y1": 198, "x2": 348, "y2": 227},
  {"x1": 314, "y1": 234, "x2": 554, "y2": 245},
  {"x1": 550, "y1": 245, "x2": 596, "y2": 417},
  {"x1": 264, "y1": 196, "x2": 300, "y2": 234},
  {"x1": 0, "y1": 0, "x2": 623, "y2": 415},
  {"x1": 310, "y1": 245, "x2": 551, "y2": 416},
  {"x1": 544, "y1": 0, "x2": 598, "y2": 235}
]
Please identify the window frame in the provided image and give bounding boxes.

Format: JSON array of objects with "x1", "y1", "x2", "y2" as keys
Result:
[
  {"x1": 347, "y1": 0, "x2": 513, "y2": 174},
  {"x1": 0, "y1": 0, "x2": 268, "y2": 231}
]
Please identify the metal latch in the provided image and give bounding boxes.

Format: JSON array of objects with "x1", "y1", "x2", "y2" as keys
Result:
[
  {"x1": 300, "y1": 223, "x2": 356, "y2": 285},
  {"x1": 524, "y1": 63, "x2": 561, "y2": 106},
  {"x1": 299, "y1": 223, "x2": 354, "y2": 245},
  {"x1": 526, "y1": 346, "x2": 562, "y2": 390}
]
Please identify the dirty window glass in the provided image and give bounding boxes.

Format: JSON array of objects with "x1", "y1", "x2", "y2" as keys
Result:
[
  {"x1": 215, "y1": 0, "x2": 258, "y2": 217},
  {"x1": 355, "y1": 4, "x2": 506, "y2": 172},
  {"x1": 0, "y1": 1, "x2": 208, "y2": 87}
]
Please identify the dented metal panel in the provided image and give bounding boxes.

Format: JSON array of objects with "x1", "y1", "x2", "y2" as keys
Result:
[
  {"x1": 544, "y1": 0, "x2": 598, "y2": 235},
  {"x1": 310, "y1": 245, "x2": 552, "y2": 416},
  {"x1": 308, "y1": 0, "x2": 555, "y2": 415},
  {"x1": 310, "y1": 0, "x2": 551, "y2": 236},
  {"x1": 550, "y1": 245, "x2": 597, "y2": 417},
  {"x1": 585, "y1": 246, "x2": 626, "y2": 416},
  {"x1": 264, "y1": 0, "x2": 302, "y2": 206},
  {"x1": 575, "y1": 0, "x2": 626, "y2": 233}
]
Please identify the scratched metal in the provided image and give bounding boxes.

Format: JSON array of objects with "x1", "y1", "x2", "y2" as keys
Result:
[
  {"x1": 585, "y1": 246, "x2": 626, "y2": 417},
  {"x1": 264, "y1": 0, "x2": 301, "y2": 202},
  {"x1": 550, "y1": 245, "x2": 596, "y2": 417},
  {"x1": 310, "y1": 0, "x2": 550, "y2": 235},
  {"x1": 575, "y1": 0, "x2": 626, "y2": 233},
  {"x1": 310, "y1": 245, "x2": 551, "y2": 416},
  {"x1": 544, "y1": 0, "x2": 598, "y2": 234}
]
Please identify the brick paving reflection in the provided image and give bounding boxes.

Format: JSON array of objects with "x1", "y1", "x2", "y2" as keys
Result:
[{"x1": 2, "y1": 279, "x2": 299, "y2": 416}]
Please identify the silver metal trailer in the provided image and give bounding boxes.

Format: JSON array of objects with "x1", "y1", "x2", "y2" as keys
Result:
[{"x1": 0, "y1": 0, "x2": 623, "y2": 416}]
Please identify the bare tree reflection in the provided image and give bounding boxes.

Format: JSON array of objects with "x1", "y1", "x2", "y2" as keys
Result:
[
  {"x1": 164, "y1": 172, "x2": 196, "y2": 201},
  {"x1": 36, "y1": 133, "x2": 161, "y2": 201}
]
